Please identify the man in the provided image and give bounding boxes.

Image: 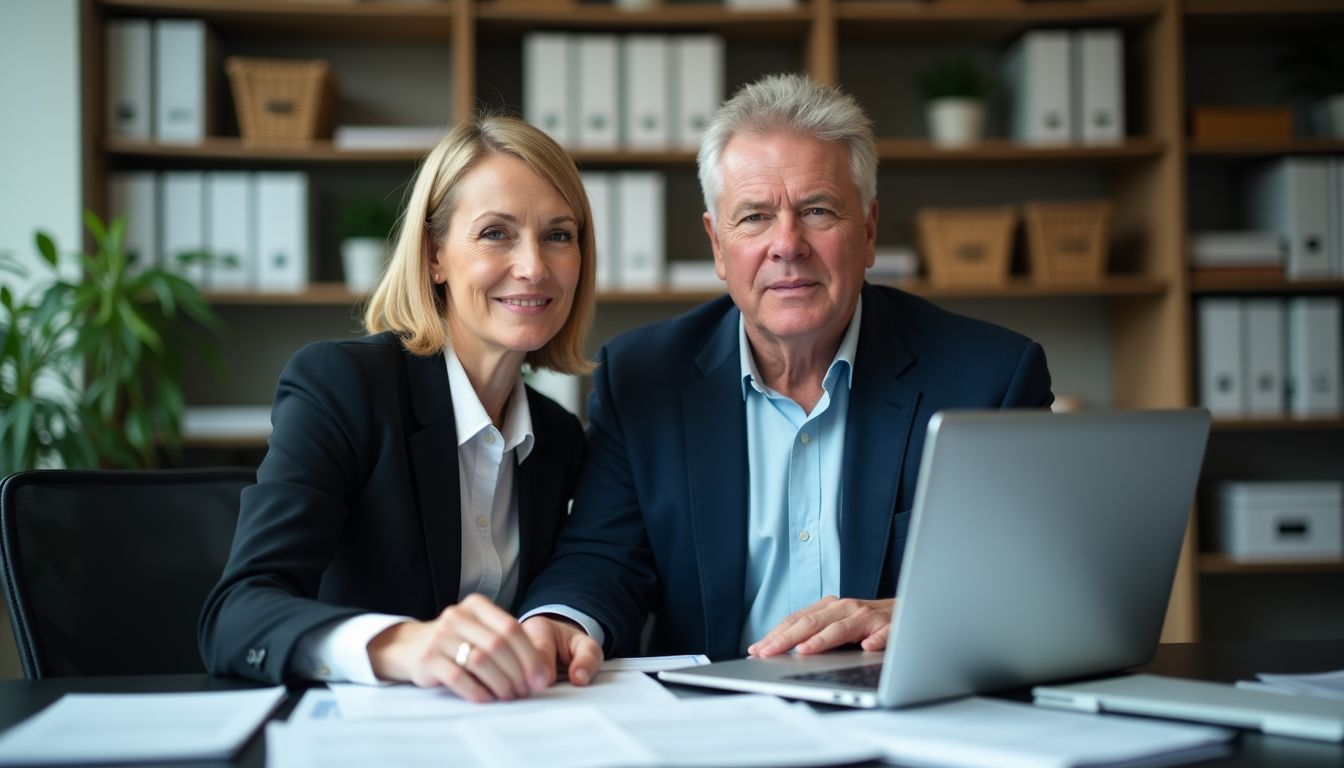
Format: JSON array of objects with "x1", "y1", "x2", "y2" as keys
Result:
[{"x1": 521, "y1": 74, "x2": 1053, "y2": 685}]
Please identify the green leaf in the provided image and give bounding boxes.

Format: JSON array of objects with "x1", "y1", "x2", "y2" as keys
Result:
[{"x1": 35, "y1": 232, "x2": 59, "y2": 269}]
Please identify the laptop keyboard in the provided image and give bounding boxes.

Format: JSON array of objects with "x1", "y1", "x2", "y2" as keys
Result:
[{"x1": 784, "y1": 662, "x2": 883, "y2": 689}]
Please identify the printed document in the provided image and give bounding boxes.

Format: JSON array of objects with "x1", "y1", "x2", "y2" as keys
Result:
[
  {"x1": 0, "y1": 687, "x2": 286, "y2": 765},
  {"x1": 1258, "y1": 668, "x2": 1344, "y2": 701},
  {"x1": 828, "y1": 696, "x2": 1232, "y2": 768}
]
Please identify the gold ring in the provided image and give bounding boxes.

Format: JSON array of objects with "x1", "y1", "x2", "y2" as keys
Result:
[{"x1": 455, "y1": 641, "x2": 472, "y2": 667}]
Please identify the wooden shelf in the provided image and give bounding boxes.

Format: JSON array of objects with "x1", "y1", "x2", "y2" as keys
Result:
[
  {"x1": 1184, "y1": 0, "x2": 1344, "y2": 18},
  {"x1": 476, "y1": 3, "x2": 811, "y2": 40},
  {"x1": 1212, "y1": 417, "x2": 1344, "y2": 431},
  {"x1": 205, "y1": 277, "x2": 1166, "y2": 308},
  {"x1": 876, "y1": 138, "x2": 1164, "y2": 164},
  {"x1": 106, "y1": 137, "x2": 426, "y2": 163},
  {"x1": 837, "y1": 0, "x2": 1162, "y2": 39},
  {"x1": 1187, "y1": 138, "x2": 1344, "y2": 158},
  {"x1": 1189, "y1": 273, "x2": 1344, "y2": 294},
  {"x1": 1200, "y1": 554, "x2": 1344, "y2": 574},
  {"x1": 99, "y1": 0, "x2": 456, "y2": 41}
]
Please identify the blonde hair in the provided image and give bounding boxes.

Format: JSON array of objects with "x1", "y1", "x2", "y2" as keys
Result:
[{"x1": 364, "y1": 114, "x2": 595, "y2": 375}]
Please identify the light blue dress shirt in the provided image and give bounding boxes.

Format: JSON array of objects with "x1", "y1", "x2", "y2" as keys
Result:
[{"x1": 739, "y1": 298, "x2": 862, "y2": 652}]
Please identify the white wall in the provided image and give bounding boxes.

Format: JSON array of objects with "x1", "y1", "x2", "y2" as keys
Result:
[
  {"x1": 0, "y1": 0, "x2": 81, "y2": 679},
  {"x1": 0, "y1": 0, "x2": 82, "y2": 295}
]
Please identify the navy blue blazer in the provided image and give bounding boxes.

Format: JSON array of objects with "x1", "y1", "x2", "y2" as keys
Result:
[
  {"x1": 199, "y1": 332, "x2": 584, "y2": 684},
  {"x1": 519, "y1": 284, "x2": 1053, "y2": 659}
]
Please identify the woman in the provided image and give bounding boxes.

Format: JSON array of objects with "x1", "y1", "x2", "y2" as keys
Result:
[{"x1": 199, "y1": 115, "x2": 596, "y2": 703}]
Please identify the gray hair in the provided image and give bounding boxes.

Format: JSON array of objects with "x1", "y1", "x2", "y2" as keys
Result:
[{"x1": 697, "y1": 73, "x2": 877, "y2": 225}]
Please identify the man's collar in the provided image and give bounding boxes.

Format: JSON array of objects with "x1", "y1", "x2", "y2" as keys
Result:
[{"x1": 738, "y1": 296, "x2": 863, "y2": 400}]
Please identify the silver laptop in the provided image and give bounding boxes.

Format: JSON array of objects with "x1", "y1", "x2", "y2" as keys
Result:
[{"x1": 658, "y1": 408, "x2": 1211, "y2": 709}]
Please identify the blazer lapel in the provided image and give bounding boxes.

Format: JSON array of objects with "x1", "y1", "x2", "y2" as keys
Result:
[
  {"x1": 405, "y1": 349, "x2": 463, "y2": 611},
  {"x1": 513, "y1": 398, "x2": 564, "y2": 610},
  {"x1": 682, "y1": 309, "x2": 749, "y2": 658},
  {"x1": 840, "y1": 285, "x2": 920, "y2": 599}
]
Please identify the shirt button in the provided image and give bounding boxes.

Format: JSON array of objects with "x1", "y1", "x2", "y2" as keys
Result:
[
  {"x1": 484, "y1": 433, "x2": 496, "y2": 445},
  {"x1": 799, "y1": 530, "x2": 810, "y2": 542},
  {"x1": 476, "y1": 515, "x2": 489, "y2": 528},
  {"x1": 800, "y1": 432, "x2": 810, "y2": 445}
]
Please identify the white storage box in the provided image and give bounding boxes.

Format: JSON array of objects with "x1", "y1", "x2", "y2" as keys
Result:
[{"x1": 1216, "y1": 482, "x2": 1343, "y2": 561}]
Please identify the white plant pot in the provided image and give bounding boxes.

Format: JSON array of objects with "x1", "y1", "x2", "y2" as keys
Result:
[
  {"x1": 926, "y1": 98, "x2": 987, "y2": 148},
  {"x1": 341, "y1": 238, "x2": 386, "y2": 294},
  {"x1": 1324, "y1": 93, "x2": 1344, "y2": 138}
]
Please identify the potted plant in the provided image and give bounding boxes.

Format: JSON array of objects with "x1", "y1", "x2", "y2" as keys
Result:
[
  {"x1": 0, "y1": 212, "x2": 221, "y2": 474},
  {"x1": 1281, "y1": 45, "x2": 1344, "y2": 137},
  {"x1": 338, "y1": 196, "x2": 399, "y2": 294},
  {"x1": 917, "y1": 54, "x2": 995, "y2": 147}
]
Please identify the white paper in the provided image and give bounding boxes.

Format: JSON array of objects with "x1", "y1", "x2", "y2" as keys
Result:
[
  {"x1": 328, "y1": 670, "x2": 675, "y2": 721},
  {"x1": 1259, "y1": 668, "x2": 1344, "y2": 701},
  {"x1": 0, "y1": 687, "x2": 285, "y2": 765},
  {"x1": 601, "y1": 654, "x2": 710, "y2": 673},
  {"x1": 829, "y1": 696, "x2": 1231, "y2": 768},
  {"x1": 269, "y1": 694, "x2": 872, "y2": 768},
  {"x1": 609, "y1": 695, "x2": 879, "y2": 767},
  {"x1": 289, "y1": 687, "x2": 343, "y2": 721}
]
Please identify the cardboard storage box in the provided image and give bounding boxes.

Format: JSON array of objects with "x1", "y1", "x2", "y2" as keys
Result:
[{"x1": 1216, "y1": 481, "x2": 1344, "y2": 561}]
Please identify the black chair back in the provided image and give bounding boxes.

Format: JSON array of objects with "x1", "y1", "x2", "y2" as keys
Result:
[{"x1": 0, "y1": 468, "x2": 254, "y2": 679}]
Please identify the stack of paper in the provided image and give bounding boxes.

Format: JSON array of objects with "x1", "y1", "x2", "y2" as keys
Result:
[
  {"x1": 0, "y1": 687, "x2": 285, "y2": 765},
  {"x1": 1190, "y1": 231, "x2": 1284, "y2": 269},
  {"x1": 1257, "y1": 668, "x2": 1344, "y2": 700},
  {"x1": 828, "y1": 696, "x2": 1232, "y2": 768}
]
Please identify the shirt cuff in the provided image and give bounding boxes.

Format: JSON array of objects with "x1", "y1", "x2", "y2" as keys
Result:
[
  {"x1": 291, "y1": 613, "x2": 412, "y2": 685},
  {"x1": 519, "y1": 604, "x2": 607, "y2": 652}
]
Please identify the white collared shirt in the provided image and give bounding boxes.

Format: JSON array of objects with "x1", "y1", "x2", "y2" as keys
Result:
[{"x1": 290, "y1": 342, "x2": 534, "y2": 684}]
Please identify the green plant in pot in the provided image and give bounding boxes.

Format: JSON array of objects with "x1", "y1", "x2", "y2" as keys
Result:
[
  {"x1": 917, "y1": 54, "x2": 995, "y2": 147},
  {"x1": 1280, "y1": 44, "x2": 1344, "y2": 138},
  {"x1": 0, "y1": 212, "x2": 221, "y2": 474},
  {"x1": 338, "y1": 196, "x2": 399, "y2": 295}
]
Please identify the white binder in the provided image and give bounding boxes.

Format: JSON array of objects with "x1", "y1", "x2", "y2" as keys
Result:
[
  {"x1": 1331, "y1": 159, "x2": 1344, "y2": 276},
  {"x1": 1198, "y1": 298, "x2": 1244, "y2": 417},
  {"x1": 1005, "y1": 30, "x2": 1073, "y2": 145},
  {"x1": 159, "y1": 171, "x2": 207, "y2": 285},
  {"x1": 255, "y1": 172, "x2": 310, "y2": 293},
  {"x1": 1072, "y1": 29, "x2": 1124, "y2": 145},
  {"x1": 1287, "y1": 297, "x2": 1343, "y2": 417},
  {"x1": 205, "y1": 172, "x2": 253, "y2": 292},
  {"x1": 616, "y1": 172, "x2": 665, "y2": 290},
  {"x1": 1246, "y1": 158, "x2": 1333, "y2": 279},
  {"x1": 107, "y1": 171, "x2": 158, "y2": 275},
  {"x1": 105, "y1": 19, "x2": 152, "y2": 140},
  {"x1": 153, "y1": 19, "x2": 215, "y2": 144},
  {"x1": 576, "y1": 35, "x2": 620, "y2": 150},
  {"x1": 1243, "y1": 298, "x2": 1285, "y2": 417},
  {"x1": 523, "y1": 32, "x2": 572, "y2": 146},
  {"x1": 581, "y1": 172, "x2": 617, "y2": 290},
  {"x1": 672, "y1": 35, "x2": 724, "y2": 152},
  {"x1": 622, "y1": 35, "x2": 671, "y2": 149}
]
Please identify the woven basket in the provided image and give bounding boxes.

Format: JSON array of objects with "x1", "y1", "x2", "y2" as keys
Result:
[
  {"x1": 916, "y1": 207, "x2": 1018, "y2": 288},
  {"x1": 1023, "y1": 201, "x2": 1113, "y2": 284},
  {"x1": 226, "y1": 57, "x2": 335, "y2": 145}
]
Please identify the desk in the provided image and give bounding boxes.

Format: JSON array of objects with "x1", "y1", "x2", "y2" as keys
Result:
[{"x1": 1, "y1": 639, "x2": 1340, "y2": 768}]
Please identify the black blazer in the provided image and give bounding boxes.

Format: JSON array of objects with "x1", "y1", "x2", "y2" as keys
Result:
[{"x1": 199, "y1": 332, "x2": 584, "y2": 684}]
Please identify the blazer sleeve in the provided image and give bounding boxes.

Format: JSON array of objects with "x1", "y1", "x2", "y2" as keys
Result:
[
  {"x1": 518, "y1": 346, "x2": 660, "y2": 657},
  {"x1": 198, "y1": 341, "x2": 377, "y2": 684},
  {"x1": 1002, "y1": 341, "x2": 1054, "y2": 409}
]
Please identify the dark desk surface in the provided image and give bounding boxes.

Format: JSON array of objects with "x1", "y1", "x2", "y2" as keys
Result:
[{"x1": 1, "y1": 639, "x2": 1341, "y2": 768}]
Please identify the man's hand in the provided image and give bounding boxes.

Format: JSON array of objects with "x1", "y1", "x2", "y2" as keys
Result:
[
  {"x1": 521, "y1": 615, "x2": 604, "y2": 687},
  {"x1": 748, "y1": 596, "x2": 895, "y2": 657},
  {"x1": 366, "y1": 594, "x2": 550, "y2": 703}
]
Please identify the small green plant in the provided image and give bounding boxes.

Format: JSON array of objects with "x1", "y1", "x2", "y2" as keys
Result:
[
  {"x1": 917, "y1": 54, "x2": 996, "y2": 101},
  {"x1": 338, "y1": 196, "x2": 399, "y2": 241},
  {"x1": 0, "y1": 212, "x2": 221, "y2": 474}
]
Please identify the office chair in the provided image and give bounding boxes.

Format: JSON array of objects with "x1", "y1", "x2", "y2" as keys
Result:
[{"x1": 0, "y1": 467, "x2": 254, "y2": 679}]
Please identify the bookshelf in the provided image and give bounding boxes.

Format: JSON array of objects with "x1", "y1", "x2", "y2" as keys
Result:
[{"x1": 83, "y1": 0, "x2": 1344, "y2": 643}]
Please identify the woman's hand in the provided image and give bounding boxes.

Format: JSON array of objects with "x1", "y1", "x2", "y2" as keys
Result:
[{"x1": 367, "y1": 593, "x2": 550, "y2": 702}]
